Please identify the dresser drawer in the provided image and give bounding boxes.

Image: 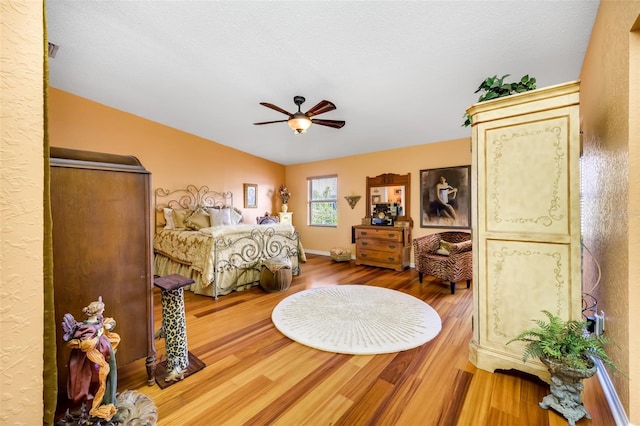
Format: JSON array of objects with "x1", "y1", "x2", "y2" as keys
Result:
[
  {"x1": 354, "y1": 227, "x2": 404, "y2": 242},
  {"x1": 357, "y1": 249, "x2": 401, "y2": 265},
  {"x1": 356, "y1": 239, "x2": 402, "y2": 253}
]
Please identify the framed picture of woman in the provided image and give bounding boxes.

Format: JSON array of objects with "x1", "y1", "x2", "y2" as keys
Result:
[{"x1": 420, "y1": 166, "x2": 471, "y2": 228}]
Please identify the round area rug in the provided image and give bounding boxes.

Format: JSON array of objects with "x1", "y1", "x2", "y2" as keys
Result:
[{"x1": 271, "y1": 285, "x2": 442, "y2": 355}]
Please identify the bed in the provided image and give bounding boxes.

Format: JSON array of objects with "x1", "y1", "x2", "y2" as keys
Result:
[{"x1": 153, "y1": 185, "x2": 305, "y2": 298}]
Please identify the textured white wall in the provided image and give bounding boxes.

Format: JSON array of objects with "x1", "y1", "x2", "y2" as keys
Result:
[{"x1": 0, "y1": 1, "x2": 45, "y2": 423}]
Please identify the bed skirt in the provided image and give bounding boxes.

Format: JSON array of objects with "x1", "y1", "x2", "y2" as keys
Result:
[{"x1": 154, "y1": 253, "x2": 300, "y2": 298}]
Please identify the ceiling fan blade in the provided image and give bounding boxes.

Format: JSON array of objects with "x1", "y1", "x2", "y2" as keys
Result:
[
  {"x1": 253, "y1": 119, "x2": 289, "y2": 125},
  {"x1": 311, "y1": 119, "x2": 345, "y2": 129},
  {"x1": 260, "y1": 102, "x2": 293, "y2": 117},
  {"x1": 305, "y1": 100, "x2": 336, "y2": 117}
]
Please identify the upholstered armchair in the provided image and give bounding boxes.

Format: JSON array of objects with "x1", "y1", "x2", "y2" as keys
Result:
[{"x1": 413, "y1": 231, "x2": 472, "y2": 294}]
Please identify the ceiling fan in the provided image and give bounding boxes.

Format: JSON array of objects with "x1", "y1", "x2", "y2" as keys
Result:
[{"x1": 254, "y1": 96, "x2": 346, "y2": 134}]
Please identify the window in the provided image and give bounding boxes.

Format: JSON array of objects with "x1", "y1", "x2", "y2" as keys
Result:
[{"x1": 308, "y1": 175, "x2": 338, "y2": 226}]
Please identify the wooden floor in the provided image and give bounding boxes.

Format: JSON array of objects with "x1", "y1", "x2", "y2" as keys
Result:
[{"x1": 118, "y1": 254, "x2": 615, "y2": 426}]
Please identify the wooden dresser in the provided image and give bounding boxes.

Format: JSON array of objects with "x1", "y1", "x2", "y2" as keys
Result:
[
  {"x1": 353, "y1": 225, "x2": 411, "y2": 271},
  {"x1": 50, "y1": 147, "x2": 156, "y2": 411}
]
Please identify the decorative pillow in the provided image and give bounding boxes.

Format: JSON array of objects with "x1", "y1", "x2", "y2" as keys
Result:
[
  {"x1": 208, "y1": 207, "x2": 232, "y2": 226},
  {"x1": 172, "y1": 209, "x2": 192, "y2": 229},
  {"x1": 229, "y1": 207, "x2": 243, "y2": 225},
  {"x1": 185, "y1": 209, "x2": 211, "y2": 230},
  {"x1": 451, "y1": 239, "x2": 472, "y2": 253},
  {"x1": 257, "y1": 214, "x2": 278, "y2": 225},
  {"x1": 436, "y1": 240, "x2": 453, "y2": 256},
  {"x1": 163, "y1": 208, "x2": 175, "y2": 230}
]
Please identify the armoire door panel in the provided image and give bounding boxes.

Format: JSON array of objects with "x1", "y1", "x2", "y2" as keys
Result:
[
  {"x1": 480, "y1": 115, "x2": 573, "y2": 236},
  {"x1": 480, "y1": 239, "x2": 573, "y2": 346}
]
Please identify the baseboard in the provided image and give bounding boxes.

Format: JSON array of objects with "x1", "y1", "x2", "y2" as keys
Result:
[
  {"x1": 305, "y1": 249, "x2": 355, "y2": 260},
  {"x1": 594, "y1": 358, "x2": 632, "y2": 425},
  {"x1": 304, "y1": 249, "x2": 331, "y2": 256},
  {"x1": 302, "y1": 249, "x2": 416, "y2": 268}
]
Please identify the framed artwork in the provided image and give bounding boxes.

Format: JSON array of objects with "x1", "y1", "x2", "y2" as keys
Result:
[
  {"x1": 420, "y1": 166, "x2": 471, "y2": 228},
  {"x1": 243, "y1": 183, "x2": 257, "y2": 208}
]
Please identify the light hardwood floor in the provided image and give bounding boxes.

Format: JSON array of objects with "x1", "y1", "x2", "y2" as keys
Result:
[{"x1": 117, "y1": 254, "x2": 614, "y2": 426}]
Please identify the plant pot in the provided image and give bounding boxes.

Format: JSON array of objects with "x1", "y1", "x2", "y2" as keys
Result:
[
  {"x1": 282, "y1": 204, "x2": 288, "y2": 212},
  {"x1": 539, "y1": 357, "x2": 597, "y2": 426}
]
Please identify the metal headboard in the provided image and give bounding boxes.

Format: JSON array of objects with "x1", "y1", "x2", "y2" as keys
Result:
[
  {"x1": 155, "y1": 185, "x2": 232, "y2": 210},
  {"x1": 154, "y1": 185, "x2": 233, "y2": 229}
]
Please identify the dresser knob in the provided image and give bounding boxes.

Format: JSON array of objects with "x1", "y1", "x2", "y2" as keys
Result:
[
  {"x1": 388, "y1": 244, "x2": 396, "y2": 249},
  {"x1": 362, "y1": 242, "x2": 368, "y2": 246}
]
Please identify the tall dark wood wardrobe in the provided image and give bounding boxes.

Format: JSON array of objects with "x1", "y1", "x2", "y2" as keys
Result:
[{"x1": 50, "y1": 147, "x2": 156, "y2": 411}]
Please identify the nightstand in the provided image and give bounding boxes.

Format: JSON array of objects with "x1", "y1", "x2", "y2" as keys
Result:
[{"x1": 279, "y1": 212, "x2": 293, "y2": 225}]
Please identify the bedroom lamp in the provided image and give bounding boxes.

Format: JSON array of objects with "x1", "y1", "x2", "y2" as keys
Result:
[{"x1": 288, "y1": 113, "x2": 312, "y2": 134}]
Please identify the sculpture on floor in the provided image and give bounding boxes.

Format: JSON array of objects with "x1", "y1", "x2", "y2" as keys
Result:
[
  {"x1": 62, "y1": 296, "x2": 120, "y2": 422},
  {"x1": 56, "y1": 390, "x2": 158, "y2": 426},
  {"x1": 59, "y1": 297, "x2": 158, "y2": 426}
]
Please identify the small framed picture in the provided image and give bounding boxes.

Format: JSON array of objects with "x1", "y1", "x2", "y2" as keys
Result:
[{"x1": 244, "y1": 183, "x2": 257, "y2": 208}]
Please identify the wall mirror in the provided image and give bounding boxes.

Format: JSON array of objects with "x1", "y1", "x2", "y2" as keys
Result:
[{"x1": 365, "y1": 173, "x2": 412, "y2": 226}]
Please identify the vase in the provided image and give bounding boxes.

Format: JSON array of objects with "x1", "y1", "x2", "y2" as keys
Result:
[
  {"x1": 282, "y1": 204, "x2": 288, "y2": 212},
  {"x1": 539, "y1": 357, "x2": 597, "y2": 426}
]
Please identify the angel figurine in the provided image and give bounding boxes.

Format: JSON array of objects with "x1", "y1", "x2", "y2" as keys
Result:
[{"x1": 62, "y1": 296, "x2": 121, "y2": 422}]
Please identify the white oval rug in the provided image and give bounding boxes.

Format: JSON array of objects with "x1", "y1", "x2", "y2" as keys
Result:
[{"x1": 271, "y1": 285, "x2": 442, "y2": 355}]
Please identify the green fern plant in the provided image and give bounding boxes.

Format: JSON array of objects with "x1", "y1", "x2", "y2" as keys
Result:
[
  {"x1": 462, "y1": 74, "x2": 537, "y2": 127},
  {"x1": 507, "y1": 310, "x2": 616, "y2": 371}
]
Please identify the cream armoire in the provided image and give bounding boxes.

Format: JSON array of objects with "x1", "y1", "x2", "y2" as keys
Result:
[{"x1": 466, "y1": 81, "x2": 582, "y2": 381}]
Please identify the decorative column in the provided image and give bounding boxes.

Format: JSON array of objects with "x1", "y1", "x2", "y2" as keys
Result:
[{"x1": 153, "y1": 274, "x2": 195, "y2": 382}]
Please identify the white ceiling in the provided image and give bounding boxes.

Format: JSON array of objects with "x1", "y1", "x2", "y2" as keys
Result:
[{"x1": 46, "y1": 1, "x2": 600, "y2": 166}]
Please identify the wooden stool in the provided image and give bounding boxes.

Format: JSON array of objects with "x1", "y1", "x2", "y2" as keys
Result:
[
  {"x1": 260, "y1": 258, "x2": 292, "y2": 293},
  {"x1": 153, "y1": 274, "x2": 194, "y2": 382}
]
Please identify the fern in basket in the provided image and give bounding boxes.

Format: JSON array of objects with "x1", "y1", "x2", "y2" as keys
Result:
[{"x1": 508, "y1": 310, "x2": 616, "y2": 372}]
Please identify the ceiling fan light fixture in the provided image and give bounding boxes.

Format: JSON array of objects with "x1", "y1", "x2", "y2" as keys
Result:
[
  {"x1": 255, "y1": 95, "x2": 344, "y2": 133},
  {"x1": 288, "y1": 114, "x2": 312, "y2": 134}
]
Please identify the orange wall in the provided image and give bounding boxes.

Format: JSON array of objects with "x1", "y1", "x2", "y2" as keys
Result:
[
  {"x1": 580, "y1": 1, "x2": 640, "y2": 421},
  {"x1": 286, "y1": 139, "x2": 472, "y2": 256},
  {"x1": 48, "y1": 88, "x2": 284, "y2": 223},
  {"x1": 49, "y1": 88, "x2": 471, "y2": 257}
]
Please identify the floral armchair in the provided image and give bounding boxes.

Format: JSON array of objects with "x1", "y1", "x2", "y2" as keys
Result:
[{"x1": 413, "y1": 231, "x2": 472, "y2": 294}]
